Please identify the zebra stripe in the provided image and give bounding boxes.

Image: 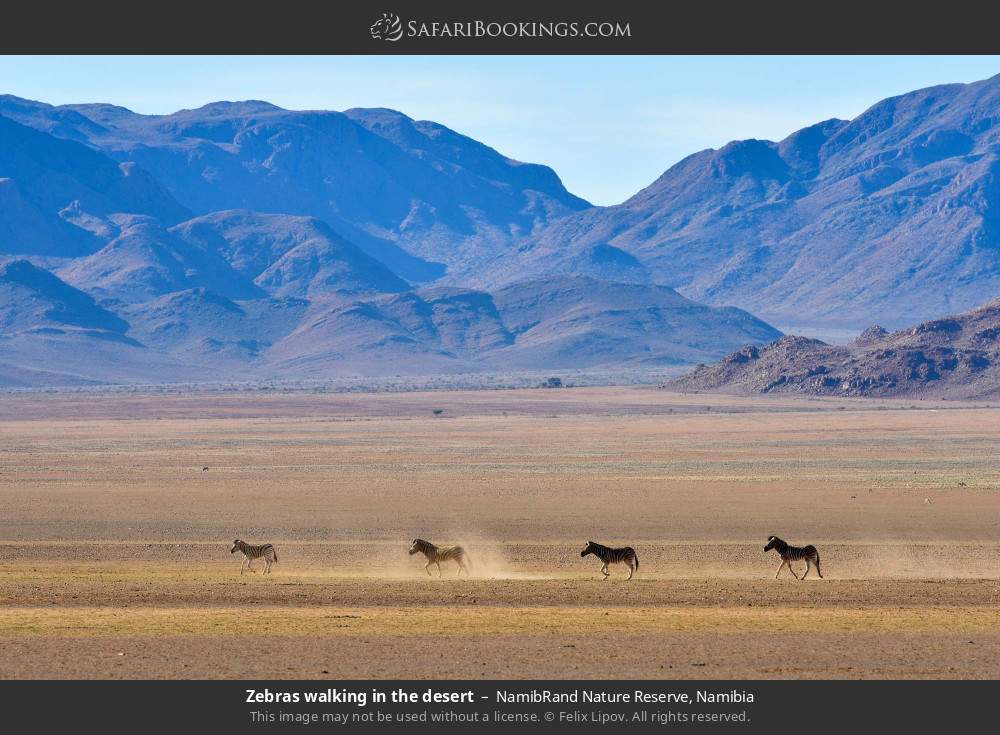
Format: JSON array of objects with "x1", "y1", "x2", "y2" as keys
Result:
[
  {"x1": 763, "y1": 536, "x2": 822, "y2": 579},
  {"x1": 231, "y1": 539, "x2": 278, "y2": 575},
  {"x1": 409, "y1": 539, "x2": 472, "y2": 576},
  {"x1": 580, "y1": 541, "x2": 639, "y2": 580}
]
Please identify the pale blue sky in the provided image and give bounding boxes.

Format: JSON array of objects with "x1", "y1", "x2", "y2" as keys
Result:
[{"x1": 2, "y1": 55, "x2": 999, "y2": 205}]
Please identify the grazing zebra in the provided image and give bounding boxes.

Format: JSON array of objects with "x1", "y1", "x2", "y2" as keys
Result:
[
  {"x1": 408, "y1": 539, "x2": 472, "y2": 576},
  {"x1": 230, "y1": 539, "x2": 278, "y2": 575},
  {"x1": 580, "y1": 541, "x2": 639, "y2": 580},
  {"x1": 763, "y1": 535, "x2": 822, "y2": 579}
]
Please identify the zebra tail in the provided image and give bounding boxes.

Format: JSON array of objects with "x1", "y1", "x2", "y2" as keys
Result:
[
  {"x1": 633, "y1": 551, "x2": 639, "y2": 570},
  {"x1": 271, "y1": 547, "x2": 278, "y2": 563}
]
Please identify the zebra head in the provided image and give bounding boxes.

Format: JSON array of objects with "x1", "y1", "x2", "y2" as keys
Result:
[
  {"x1": 580, "y1": 541, "x2": 596, "y2": 558},
  {"x1": 764, "y1": 535, "x2": 781, "y2": 552},
  {"x1": 409, "y1": 539, "x2": 426, "y2": 555},
  {"x1": 370, "y1": 13, "x2": 403, "y2": 41},
  {"x1": 230, "y1": 539, "x2": 241, "y2": 554}
]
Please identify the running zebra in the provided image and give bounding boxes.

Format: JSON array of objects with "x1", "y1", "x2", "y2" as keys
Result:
[
  {"x1": 763, "y1": 535, "x2": 822, "y2": 579},
  {"x1": 408, "y1": 539, "x2": 472, "y2": 576},
  {"x1": 230, "y1": 539, "x2": 278, "y2": 575},
  {"x1": 580, "y1": 541, "x2": 639, "y2": 580}
]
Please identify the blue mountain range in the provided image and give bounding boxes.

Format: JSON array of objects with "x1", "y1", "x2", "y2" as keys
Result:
[{"x1": 3, "y1": 75, "x2": 1000, "y2": 386}]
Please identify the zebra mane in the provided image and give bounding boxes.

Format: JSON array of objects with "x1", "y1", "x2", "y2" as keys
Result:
[{"x1": 412, "y1": 538, "x2": 437, "y2": 551}]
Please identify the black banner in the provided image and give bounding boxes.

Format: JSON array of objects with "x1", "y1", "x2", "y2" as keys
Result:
[
  {"x1": 4, "y1": 0, "x2": 1000, "y2": 54},
  {"x1": 1, "y1": 680, "x2": 996, "y2": 733}
]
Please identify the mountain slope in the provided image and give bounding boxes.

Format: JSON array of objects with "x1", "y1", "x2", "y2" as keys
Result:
[
  {"x1": 170, "y1": 210, "x2": 410, "y2": 298},
  {"x1": 0, "y1": 258, "x2": 128, "y2": 334},
  {"x1": 57, "y1": 215, "x2": 263, "y2": 303},
  {"x1": 667, "y1": 298, "x2": 1000, "y2": 399},
  {"x1": 496, "y1": 75, "x2": 1000, "y2": 331},
  {"x1": 0, "y1": 259, "x2": 214, "y2": 384},
  {"x1": 122, "y1": 288, "x2": 307, "y2": 367},
  {"x1": 0, "y1": 112, "x2": 189, "y2": 257},
  {"x1": 265, "y1": 297, "x2": 471, "y2": 377}
]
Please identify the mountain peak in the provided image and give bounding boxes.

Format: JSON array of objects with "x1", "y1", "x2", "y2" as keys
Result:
[
  {"x1": 185, "y1": 100, "x2": 284, "y2": 116},
  {"x1": 0, "y1": 257, "x2": 47, "y2": 282},
  {"x1": 0, "y1": 259, "x2": 129, "y2": 334}
]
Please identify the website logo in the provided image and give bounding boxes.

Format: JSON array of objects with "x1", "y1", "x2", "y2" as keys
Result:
[{"x1": 370, "y1": 12, "x2": 404, "y2": 42}]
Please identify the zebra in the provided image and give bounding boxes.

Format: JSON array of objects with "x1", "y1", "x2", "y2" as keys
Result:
[
  {"x1": 580, "y1": 541, "x2": 639, "y2": 580},
  {"x1": 230, "y1": 539, "x2": 278, "y2": 575},
  {"x1": 408, "y1": 539, "x2": 472, "y2": 576},
  {"x1": 763, "y1": 535, "x2": 822, "y2": 579}
]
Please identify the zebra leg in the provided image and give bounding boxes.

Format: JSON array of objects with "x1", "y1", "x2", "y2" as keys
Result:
[
  {"x1": 601, "y1": 563, "x2": 609, "y2": 579},
  {"x1": 240, "y1": 557, "x2": 247, "y2": 576},
  {"x1": 775, "y1": 560, "x2": 786, "y2": 579},
  {"x1": 425, "y1": 562, "x2": 433, "y2": 576},
  {"x1": 436, "y1": 561, "x2": 443, "y2": 577},
  {"x1": 788, "y1": 561, "x2": 800, "y2": 580},
  {"x1": 802, "y1": 560, "x2": 810, "y2": 579}
]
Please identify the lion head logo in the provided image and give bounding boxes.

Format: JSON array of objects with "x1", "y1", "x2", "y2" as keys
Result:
[{"x1": 370, "y1": 12, "x2": 403, "y2": 42}]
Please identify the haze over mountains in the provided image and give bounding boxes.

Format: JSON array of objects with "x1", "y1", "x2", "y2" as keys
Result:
[{"x1": 2, "y1": 73, "x2": 1000, "y2": 387}]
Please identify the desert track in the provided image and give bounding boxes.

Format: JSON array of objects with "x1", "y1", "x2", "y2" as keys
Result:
[{"x1": 2, "y1": 387, "x2": 999, "y2": 678}]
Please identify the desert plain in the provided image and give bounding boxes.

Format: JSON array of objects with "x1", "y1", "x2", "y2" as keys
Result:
[{"x1": 1, "y1": 386, "x2": 999, "y2": 679}]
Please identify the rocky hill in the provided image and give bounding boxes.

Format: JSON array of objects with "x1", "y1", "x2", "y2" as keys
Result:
[{"x1": 667, "y1": 298, "x2": 1000, "y2": 399}]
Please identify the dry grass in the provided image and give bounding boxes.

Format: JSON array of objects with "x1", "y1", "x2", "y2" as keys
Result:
[{"x1": 4, "y1": 604, "x2": 1000, "y2": 637}]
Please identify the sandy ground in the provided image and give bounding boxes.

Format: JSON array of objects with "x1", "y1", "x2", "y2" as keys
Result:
[{"x1": 1, "y1": 387, "x2": 999, "y2": 678}]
